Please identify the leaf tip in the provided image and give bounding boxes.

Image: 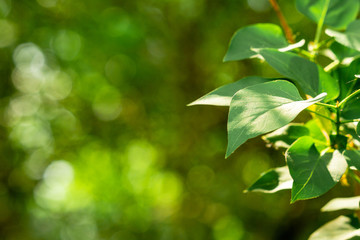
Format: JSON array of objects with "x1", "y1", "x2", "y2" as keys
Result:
[{"x1": 223, "y1": 54, "x2": 230, "y2": 62}]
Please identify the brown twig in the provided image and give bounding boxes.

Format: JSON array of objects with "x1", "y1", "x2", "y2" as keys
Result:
[{"x1": 268, "y1": 0, "x2": 295, "y2": 44}]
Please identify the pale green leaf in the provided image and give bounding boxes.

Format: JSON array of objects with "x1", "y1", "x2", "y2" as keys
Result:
[
  {"x1": 188, "y1": 76, "x2": 269, "y2": 106},
  {"x1": 262, "y1": 124, "x2": 310, "y2": 149},
  {"x1": 296, "y1": 0, "x2": 359, "y2": 29},
  {"x1": 246, "y1": 166, "x2": 293, "y2": 193},
  {"x1": 223, "y1": 23, "x2": 288, "y2": 62},
  {"x1": 286, "y1": 137, "x2": 347, "y2": 203},
  {"x1": 226, "y1": 81, "x2": 327, "y2": 158},
  {"x1": 258, "y1": 49, "x2": 339, "y2": 101},
  {"x1": 309, "y1": 215, "x2": 360, "y2": 240},
  {"x1": 321, "y1": 196, "x2": 360, "y2": 212},
  {"x1": 326, "y1": 20, "x2": 360, "y2": 52}
]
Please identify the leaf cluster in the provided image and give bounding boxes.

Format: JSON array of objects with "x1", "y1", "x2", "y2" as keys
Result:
[{"x1": 190, "y1": 0, "x2": 360, "y2": 238}]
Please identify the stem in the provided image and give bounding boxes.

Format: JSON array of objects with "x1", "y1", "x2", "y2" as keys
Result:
[
  {"x1": 324, "y1": 60, "x2": 340, "y2": 72},
  {"x1": 315, "y1": 102, "x2": 337, "y2": 110},
  {"x1": 314, "y1": 0, "x2": 330, "y2": 47},
  {"x1": 336, "y1": 101, "x2": 340, "y2": 136},
  {"x1": 268, "y1": 0, "x2": 295, "y2": 43},
  {"x1": 339, "y1": 89, "x2": 360, "y2": 109},
  {"x1": 306, "y1": 109, "x2": 335, "y2": 123},
  {"x1": 293, "y1": 48, "x2": 314, "y2": 59}
]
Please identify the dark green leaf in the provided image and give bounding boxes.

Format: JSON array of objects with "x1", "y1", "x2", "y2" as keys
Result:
[
  {"x1": 296, "y1": 0, "x2": 359, "y2": 29},
  {"x1": 286, "y1": 137, "x2": 347, "y2": 203},
  {"x1": 357, "y1": 123, "x2": 360, "y2": 137},
  {"x1": 188, "y1": 76, "x2": 269, "y2": 106},
  {"x1": 309, "y1": 215, "x2": 360, "y2": 240},
  {"x1": 326, "y1": 20, "x2": 360, "y2": 52},
  {"x1": 223, "y1": 23, "x2": 288, "y2": 62},
  {"x1": 263, "y1": 124, "x2": 310, "y2": 149},
  {"x1": 321, "y1": 197, "x2": 360, "y2": 212},
  {"x1": 246, "y1": 166, "x2": 293, "y2": 193},
  {"x1": 333, "y1": 58, "x2": 360, "y2": 101},
  {"x1": 258, "y1": 49, "x2": 339, "y2": 101},
  {"x1": 226, "y1": 81, "x2": 327, "y2": 157},
  {"x1": 329, "y1": 42, "x2": 360, "y2": 63},
  {"x1": 344, "y1": 150, "x2": 360, "y2": 170}
]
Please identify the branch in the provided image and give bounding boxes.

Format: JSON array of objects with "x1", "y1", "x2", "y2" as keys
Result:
[{"x1": 269, "y1": 0, "x2": 295, "y2": 44}]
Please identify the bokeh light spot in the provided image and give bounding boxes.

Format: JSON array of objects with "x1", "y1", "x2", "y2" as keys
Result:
[
  {"x1": 92, "y1": 86, "x2": 122, "y2": 121},
  {"x1": 0, "y1": 19, "x2": 16, "y2": 47},
  {"x1": 52, "y1": 30, "x2": 81, "y2": 61},
  {"x1": 37, "y1": 0, "x2": 57, "y2": 8},
  {"x1": 247, "y1": 0, "x2": 271, "y2": 12}
]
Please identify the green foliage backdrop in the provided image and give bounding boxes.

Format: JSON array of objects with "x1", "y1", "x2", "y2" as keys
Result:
[{"x1": 0, "y1": 0, "x2": 351, "y2": 239}]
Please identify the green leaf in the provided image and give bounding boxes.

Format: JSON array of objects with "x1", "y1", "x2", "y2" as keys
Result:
[
  {"x1": 305, "y1": 119, "x2": 329, "y2": 152},
  {"x1": 321, "y1": 197, "x2": 360, "y2": 212},
  {"x1": 326, "y1": 20, "x2": 360, "y2": 52},
  {"x1": 263, "y1": 124, "x2": 310, "y2": 149},
  {"x1": 344, "y1": 150, "x2": 360, "y2": 170},
  {"x1": 357, "y1": 122, "x2": 360, "y2": 137},
  {"x1": 333, "y1": 58, "x2": 360, "y2": 102},
  {"x1": 246, "y1": 166, "x2": 293, "y2": 193},
  {"x1": 226, "y1": 81, "x2": 327, "y2": 158},
  {"x1": 329, "y1": 42, "x2": 360, "y2": 63},
  {"x1": 296, "y1": 0, "x2": 359, "y2": 29},
  {"x1": 308, "y1": 215, "x2": 360, "y2": 240},
  {"x1": 258, "y1": 49, "x2": 339, "y2": 101},
  {"x1": 286, "y1": 137, "x2": 347, "y2": 203},
  {"x1": 188, "y1": 76, "x2": 269, "y2": 106},
  {"x1": 223, "y1": 23, "x2": 288, "y2": 62}
]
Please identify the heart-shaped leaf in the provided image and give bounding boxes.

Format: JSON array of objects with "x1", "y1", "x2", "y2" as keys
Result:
[
  {"x1": 226, "y1": 81, "x2": 326, "y2": 157},
  {"x1": 246, "y1": 166, "x2": 293, "y2": 193},
  {"x1": 326, "y1": 20, "x2": 360, "y2": 52},
  {"x1": 188, "y1": 76, "x2": 269, "y2": 106},
  {"x1": 223, "y1": 23, "x2": 288, "y2": 62},
  {"x1": 286, "y1": 137, "x2": 347, "y2": 203},
  {"x1": 258, "y1": 49, "x2": 339, "y2": 101},
  {"x1": 309, "y1": 215, "x2": 360, "y2": 240},
  {"x1": 296, "y1": 0, "x2": 359, "y2": 29}
]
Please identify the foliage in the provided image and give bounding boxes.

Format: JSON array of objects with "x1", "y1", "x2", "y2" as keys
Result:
[{"x1": 191, "y1": 0, "x2": 360, "y2": 238}]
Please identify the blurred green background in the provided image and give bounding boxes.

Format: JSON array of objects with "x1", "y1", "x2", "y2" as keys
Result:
[{"x1": 0, "y1": 0, "x2": 351, "y2": 239}]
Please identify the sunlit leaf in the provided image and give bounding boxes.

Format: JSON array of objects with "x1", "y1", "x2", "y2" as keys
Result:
[
  {"x1": 326, "y1": 20, "x2": 360, "y2": 52},
  {"x1": 246, "y1": 166, "x2": 293, "y2": 193},
  {"x1": 321, "y1": 196, "x2": 360, "y2": 212},
  {"x1": 308, "y1": 215, "x2": 360, "y2": 240},
  {"x1": 188, "y1": 76, "x2": 269, "y2": 106},
  {"x1": 223, "y1": 23, "x2": 288, "y2": 62},
  {"x1": 226, "y1": 81, "x2": 327, "y2": 157},
  {"x1": 258, "y1": 49, "x2": 339, "y2": 102},
  {"x1": 296, "y1": 0, "x2": 359, "y2": 29},
  {"x1": 286, "y1": 137, "x2": 347, "y2": 203}
]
